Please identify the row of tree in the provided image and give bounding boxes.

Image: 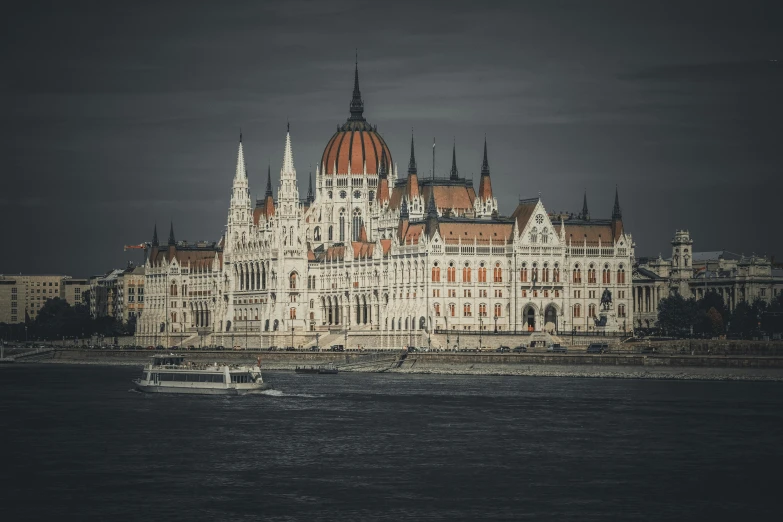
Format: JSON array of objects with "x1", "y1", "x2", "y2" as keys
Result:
[
  {"x1": 657, "y1": 292, "x2": 783, "y2": 338},
  {"x1": 0, "y1": 297, "x2": 136, "y2": 342}
]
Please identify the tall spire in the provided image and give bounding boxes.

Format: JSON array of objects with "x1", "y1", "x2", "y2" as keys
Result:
[
  {"x1": 478, "y1": 136, "x2": 493, "y2": 200},
  {"x1": 408, "y1": 131, "x2": 417, "y2": 175},
  {"x1": 349, "y1": 50, "x2": 364, "y2": 121},
  {"x1": 168, "y1": 222, "x2": 176, "y2": 246},
  {"x1": 282, "y1": 125, "x2": 295, "y2": 177},
  {"x1": 449, "y1": 140, "x2": 459, "y2": 180},
  {"x1": 481, "y1": 135, "x2": 490, "y2": 176},
  {"x1": 400, "y1": 198, "x2": 409, "y2": 220},
  {"x1": 425, "y1": 186, "x2": 439, "y2": 236},
  {"x1": 581, "y1": 192, "x2": 590, "y2": 221},
  {"x1": 307, "y1": 170, "x2": 314, "y2": 203},
  {"x1": 612, "y1": 185, "x2": 622, "y2": 220},
  {"x1": 235, "y1": 133, "x2": 246, "y2": 180},
  {"x1": 152, "y1": 224, "x2": 159, "y2": 246},
  {"x1": 265, "y1": 163, "x2": 273, "y2": 197}
]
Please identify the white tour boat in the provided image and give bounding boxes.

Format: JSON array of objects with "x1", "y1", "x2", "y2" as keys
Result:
[{"x1": 133, "y1": 354, "x2": 270, "y2": 395}]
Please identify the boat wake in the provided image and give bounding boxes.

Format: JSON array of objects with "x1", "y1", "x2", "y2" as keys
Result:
[{"x1": 253, "y1": 389, "x2": 323, "y2": 398}]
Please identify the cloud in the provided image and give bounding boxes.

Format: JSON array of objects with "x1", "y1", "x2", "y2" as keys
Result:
[{"x1": 620, "y1": 60, "x2": 783, "y2": 82}]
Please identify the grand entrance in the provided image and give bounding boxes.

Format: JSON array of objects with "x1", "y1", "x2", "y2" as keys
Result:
[
  {"x1": 525, "y1": 308, "x2": 536, "y2": 332},
  {"x1": 544, "y1": 305, "x2": 558, "y2": 333}
]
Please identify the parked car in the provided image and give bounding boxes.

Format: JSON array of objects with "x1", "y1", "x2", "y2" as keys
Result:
[
  {"x1": 586, "y1": 343, "x2": 609, "y2": 354},
  {"x1": 330, "y1": 344, "x2": 345, "y2": 352},
  {"x1": 496, "y1": 346, "x2": 511, "y2": 353},
  {"x1": 512, "y1": 345, "x2": 527, "y2": 353},
  {"x1": 310, "y1": 346, "x2": 320, "y2": 351},
  {"x1": 547, "y1": 344, "x2": 567, "y2": 353},
  {"x1": 155, "y1": 345, "x2": 164, "y2": 350},
  {"x1": 285, "y1": 346, "x2": 296, "y2": 351}
]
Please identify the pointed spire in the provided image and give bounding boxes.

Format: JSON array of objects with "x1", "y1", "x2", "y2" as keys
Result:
[
  {"x1": 426, "y1": 186, "x2": 437, "y2": 218},
  {"x1": 581, "y1": 192, "x2": 590, "y2": 221},
  {"x1": 168, "y1": 222, "x2": 176, "y2": 246},
  {"x1": 265, "y1": 163, "x2": 273, "y2": 197},
  {"x1": 379, "y1": 149, "x2": 388, "y2": 179},
  {"x1": 425, "y1": 187, "x2": 439, "y2": 236},
  {"x1": 612, "y1": 185, "x2": 622, "y2": 220},
  {"x1": 282, "y1": 125, "x2": 295, "y2": 176},
  {"x1": 408, "y1": 131, "x2": 417, "y2": 175},
  {"x1": 235, "y1": 134, "x2": 247, "y2": 180},
  {"x1": 307, "y1": 170, "x2": 314, "y2": 203},
  {"x1": 481, "y1": 135, "x2": 490, "y2": 177},
  {"x1": 449, "y1": 140, "x2": 459, "y2": 180},
  {"x1": 349, "y1": 50, "x2": 364, "y2": 121},
  {"x1": 152, "y1": 224, "x2": 159, "y2": 246}
]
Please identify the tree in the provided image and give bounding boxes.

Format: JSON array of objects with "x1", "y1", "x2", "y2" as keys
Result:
[
  {"x1": 657, "y1": 294, "x2": 700, "y2": 336},
  {"x1": 704, "y1": 307, "x2": 724, "y2": 337}
]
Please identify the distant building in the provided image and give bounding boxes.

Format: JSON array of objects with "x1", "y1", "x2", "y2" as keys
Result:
[
  {"x1": 62, "y1": 278, "x2": 90, "y2": 308},
  {"x1": 89, "y1": 265, "x2": 145, "y2": 322},
  {"x1": 632, "y1": 230, "x2": 783, "y2": 328},
  {"x1": 0, "y1": 276, "x2": 27, "y2": 324},
  {"x1": 0, "y1": 274, "x2": 66, "y2": 323}
]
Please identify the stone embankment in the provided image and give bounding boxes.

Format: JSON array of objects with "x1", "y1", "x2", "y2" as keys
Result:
[{"x1": 26, "y1": 348, "x2": 783, "y2": 381}]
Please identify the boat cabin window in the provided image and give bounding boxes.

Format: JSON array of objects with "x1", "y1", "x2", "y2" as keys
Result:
[
  {"x1": 153, "y1": 372, "x2": 224, "y2": 383},
  {"x1": 230, "y1": 374, "x2": 251, "y2": 383}
]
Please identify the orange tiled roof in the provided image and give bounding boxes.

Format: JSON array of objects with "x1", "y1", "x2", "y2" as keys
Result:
[
  {"x1": 439, "y1": 222, "x2": 513, "y2": 244},
  {"x1": 511, "y1": 200, "x2": 537, "y2": 232},
  {"x1": 321, "y1": 128, "x2": 392, "y2": 176},
  {"x1": 564, "y1": 221, "x2": 617, "y2": 245}
]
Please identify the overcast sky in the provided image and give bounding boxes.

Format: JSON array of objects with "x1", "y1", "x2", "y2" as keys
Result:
[{"x1": 2, "y1": 0, "x2": 781, "y2": 277}]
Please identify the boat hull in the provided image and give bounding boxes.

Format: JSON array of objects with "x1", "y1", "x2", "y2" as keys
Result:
[{"x1": 133, "y1": 381, "x2": 270, "y2": 396}]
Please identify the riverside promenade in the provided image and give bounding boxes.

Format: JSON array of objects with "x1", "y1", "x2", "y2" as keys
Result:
[{"x1": 12, "y1": 345, "x2": 783, "y2": 381}]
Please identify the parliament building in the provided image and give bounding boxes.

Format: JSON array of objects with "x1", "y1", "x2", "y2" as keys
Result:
[{"x1": 137, "y1": 62, "x2": 635, "y2": 347}]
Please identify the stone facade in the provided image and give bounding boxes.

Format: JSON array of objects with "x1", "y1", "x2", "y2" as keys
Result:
[
  {"x1": 632, "y1": 230, "x2": 783, "y2": 328},
  {"x1": 137, "y1": 63, "x2": 635, "y2": 347}
]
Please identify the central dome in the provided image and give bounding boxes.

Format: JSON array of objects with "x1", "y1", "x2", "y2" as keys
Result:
[{"x1": 320, "y1": 61, "x2": 392, "y2": 176}]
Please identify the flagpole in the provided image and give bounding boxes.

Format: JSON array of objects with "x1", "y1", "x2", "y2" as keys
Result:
[{"x1": 432, "y1": 138, "x2": 436, "y2": 179}]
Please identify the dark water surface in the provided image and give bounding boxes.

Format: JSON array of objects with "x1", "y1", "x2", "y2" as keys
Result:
[{"x1": 1, "y1": 365, "x2": 782, "y2": 521}]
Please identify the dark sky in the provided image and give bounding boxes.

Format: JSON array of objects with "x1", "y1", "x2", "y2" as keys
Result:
[{"x1": 3, "y1": 0, "x2": 782, "y2": 278}]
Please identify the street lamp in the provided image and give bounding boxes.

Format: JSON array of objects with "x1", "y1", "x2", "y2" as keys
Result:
[
  {"x1": 291, "y1": 324, "x2": 294, "y2": 350},
  {"x1": 479, "y1": 317, "x2": 483, "y2": 351}
]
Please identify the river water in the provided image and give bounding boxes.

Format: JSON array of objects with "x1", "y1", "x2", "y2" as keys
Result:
[{"x1": 1, "y1": 364, "x2": 781, "y2": 521}]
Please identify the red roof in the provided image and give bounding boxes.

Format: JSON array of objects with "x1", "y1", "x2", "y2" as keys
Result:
[{"x1": 320, "y1": 128, "x2": 392, "y2": 176}]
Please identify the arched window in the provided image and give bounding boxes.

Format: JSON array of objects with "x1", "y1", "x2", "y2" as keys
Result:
[
  {"x1": 449, "y1": 303, "x2": 455, "y2": 317},
  {"x1": 447, "y1": 263, "x2": 456, "y2": 283},
  {"x1": 530, "y1": 227, "x2": 537, "y2": 243},
  {"x1": 494, "y1": 303, "x2": 502, "y2": 318},
  {"x1": 520, "y1": 263, "x2": 528, "y2": 283},
  {"x1": 542, "y1": 264, "x2": 550, "y2": 283},
  {"x1": 463, "y1": 303, "x2": 471, "y2": 317},
  {"x1": 352, "y1": 209, "x2": 363, "y2": 241},
  {"x1": 618, "y1": 304, "x2": 626, "y2": 318},
  {"x1": 289, "y1": 272, "x2": 297, "y2": 289},
  {"x1": 328, "y1": 225, "x2": 333, "y2": 241},
  {"x1": 314, "y1": 227, "x2": 321, "y2": 241},
  {"x1": 339, "y1": 210, "x2": 345, "y2": 242},
  {"x1": 588, "y1": 264, "x2": 597, "y2": 284},
  {"x1": 493, "y1": 263, "x2": 502, "y2": 283},
  {"x1": 553, "y1": 264, "x2": 560, "y2": 283},
  {"x1": 617, "y1": 265, "x2": 626, "y2": 284},
  {"x1": 434, "y1": 303, "x2": 441, "y2": 316},
  {"x1": 478, "y1": 263, "x2": 487, "y2": 283},
  {"x1": 573, "y1": 265, "x2": 582, "y2": 284},
  {"x1": 462, "y1": 264, "x2": 472, "y2": 283},
  {"x1": 431, "y1": 263, "x2": 440, "y2": 282},
  {"x1": 573, "y1": 304, "x2": 581, "y2": 318},
  {"x1": 542, "y1": 227, "x2": 548, "y2": 244},
  {"x1": 588, "y1": 303, "x2": 596, "y2": 318},
  {"x1": 479, "y1": 303, "x2": 487, "y2": 317},
  {"x1": 602, "y1": 264, "x2": 611, "y2": 284}
]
